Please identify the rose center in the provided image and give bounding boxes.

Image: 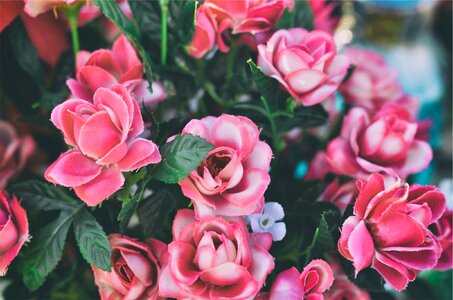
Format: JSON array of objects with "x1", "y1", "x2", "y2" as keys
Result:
[{"x1": 204, "y1": 154, "x2": 231, "y2": 177}]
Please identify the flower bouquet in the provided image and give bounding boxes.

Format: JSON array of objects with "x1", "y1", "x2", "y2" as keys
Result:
[{"x1": 0, "y1": 0, "x2": 451, "y2": 299}]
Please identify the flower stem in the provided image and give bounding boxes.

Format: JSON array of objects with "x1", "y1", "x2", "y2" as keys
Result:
[
  {"x1": 226, "y1": 42, "x2": 238, "y2": 82},
  {"x1": 62, "y1": 3, "x2": 83, "y2": 65},
  {"x1": 260, "y1": 96, "x2": 284, "y2": 152},
  {"x1": 160, "y1": 0, "x2": 169, "y2": 65}
]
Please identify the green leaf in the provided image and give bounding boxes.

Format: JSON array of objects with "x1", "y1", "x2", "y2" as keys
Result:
[
  {"x1": 73, "y1": 209, "x2": 111, "y2": 271},
  {"x1": 12, "y1": 180, "x2": 80, "y2": 212},
  {"x1": 278, "y1": 104, "x2": 328, "y2": 130},
  {"x1": 276, "y1": 0, "x2": 314, "y2": 30},
  {"x1": 247, "y1": 59, "x2": 288, "y2": 109},
  {"x1": 150, "y1": 134, "x2": 214, "y2": 184},
  {"x1": 175, "y1": 0, "x2": 197, "y2": 45},
  {"x1": 22, "y1": 209, "x2": 79, "y2": 291},
  {"x1": 8, "y1": 20, "x2": 45, "y2": 89},
  {"x1": 117, "y1": 172, "x2": 149, "y2": 231},
  {"x1": 129, "y1": 0, "x2": 161, "y2": 58},
  {"x1": 93, "y1": 0, "x2": 154, "y2": 86},
  {"x1": 138, "y1": 185, "x2": 181, "y2": 236}
]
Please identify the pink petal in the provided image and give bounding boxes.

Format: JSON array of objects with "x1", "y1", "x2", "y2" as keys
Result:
[
  {"x1": 243, "y1": 141, "x2": 273, "y2": 172},
  {"x1": 200, "y1": 262, "x2": 249, "y2": 285},
  {"x1": 209, "y1": 115, "x2": 251, "y2": 158},
  {"x1": 347, "y1": 220, "x2": 374, "y2": 275},
  {"x1": 269, "y1": 267, "x2": 303, "y2": 300},
  {"x1": 112, "y1": 35, "x2": 142, "y2": 73},
  {"x1": 372, "y1": 252, "x2": 412, "y2": 291},
  {"x1": 354, "y1": 173, "x2": 385, "y2": 219},
  {"x1": 285, "y1": 69, "x2": 327, "y2": 94},
  {"x1": 338, "y1": 216, "x2": 360, "y2": 261},
  {"x1": 300, "y1": 259, "x2": 334, "y2": 294},
  {"x1": 79, "y1": 66, "x2": 118, "y2": 94},
  {"x1": 275, "y1": 48, "x2": 310, "y2": 76},
  {"x1": 209, "y1": 278, "x2": 259, "y2": 299},
  {"x1": 168, "y1": 241, "x2": 199, "y2": 285},
  {"x1": 172, "y1": 209, "x2": 195, "y2": 240},
  {"x1": 326, "y1": 138, "x2": 363, "y2": 177},
  {"x1": 45, "y1": 150, "x2": 102, "y2": 187},
  {"x1": 117, "y1": 138, "x2": 161, "y2": 171},
  {"x1": 223, "y1": 169, "x2": 270, "y2": 208},
  {"x1": 397, "y1": 140, "x2": 432, "y2": 177},
  {"x1": 74, "y1": 168, "x2": 124, "y2": 206},
  {"x1": 408, "y1": 185, "x2": 446, "y2": 224},
  {"x1": 248, "y1": 244, "x2": 275, "y2": 288},
  {"x1": 158, "y1": 265, "x2": 191, "y2": 299}
]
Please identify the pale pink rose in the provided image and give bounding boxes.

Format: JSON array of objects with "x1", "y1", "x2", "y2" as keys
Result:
[
  {"x1": 257, "y1": 28, "x2": 349, "y2": 106},
  {"x1": 187, "y1": 4, "x2": 217, "y2": 58},
  {"x1": 318, "y1": 179, "x2": 358, "y2": 214},
  {"x1": 92, "y1": 234, "x2": 167, "y2": 300},
  {"x1": 340, "y1": 47, "x2": 403, "y2": 111},
  {"x1": 66, "y1": 35, "x2": 166, "y2": 107},
  {"x1": 0, "y1": 190, "x2": 29, "y2": 276},
  {"x1": 267, "y1": 259, "x2": 334, "y2": 300},
  {"x1": 0, "y1": 121, "x2": 35, "y2": 188},
  {"x1": 326, "y1": 105, "x2": 432, "y2": 180},
  {"x1": 204, "y1": 0, "x2": 286, "y2": 52},
  {"x1": 308, "y1": 0, "x2": 340, "y2": 34},
  {"x1": 178, "y1": 114, "x2": 272, "y2": 218},
  {"x1": 78, "y1": 0, "x2": 132, "y2": 41},
  {"x1": 158, "y1": 209, "x2": 275, "y2": 299},
  {"x1": 324, "y1": 257, "x2": 371, "y2": 300},
  {"x1": 24, "y1": 0, "x2": 78, "y2": 17},
  {"x1": 337, "y1": 173, "x2": 446, "y2": 291},
  {"x1": 45, "y1": 84, "x2": 161, "y2": 206}
]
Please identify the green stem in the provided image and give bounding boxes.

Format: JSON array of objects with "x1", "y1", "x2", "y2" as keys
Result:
[
  {"x1": 226, "y1": 42, "x2": 237, "y2": 82},
  {"x1": 260, "y1": 96, "x2": 282, "y2": 152},
  {"x1": 160, "y1": 0, "x2": 169, "y2": 65},
  {"x1": 62, "y1": 3, "x2": 83, "y2": 65}
]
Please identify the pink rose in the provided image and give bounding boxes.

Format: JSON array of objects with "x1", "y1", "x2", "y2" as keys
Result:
[
  {"x1": 66, "y1": 35, "x2": 166, "y2": 107},
  {"x1": 340, "y1": 47, "x2": 403, "y2": 111},
  {"x1": 430, "y1": 209, "x2": 453, "y2": 270},
  {"x1": 159, "y1": 209, "x2": 274, "y2": 299},
  {"x1": 326, "y1": 105, "x2": 432, "y2": 180},
  {"x1": 337, "y1": 173, "x2": 446, "y2": 291},
  {"x1": 204, "y1": 0, "x2": 286, "y2": 52},
  {"x1": 0, "y1": 190, "x2": 29, "y2": 275},
  {"x1": 304, "y1": 151, "x2": 331, "y2": 181},
  {"x1": 92, "y1": 234, "x2": 167, "y2": 300},
  {"x1": 24, "y1": 0, "x2": 78, "y2": 17},
  {"x1": 266, "y1": 259, "x2": 334, "y2": 300},
  {"x1": 308, "y1": 0, "x2": 340, "y2": 34},
  {"x1": 187, "y1": 4, "x2": 217, "y2": 58},
  {"x1": 178, "y1": 114, "x2": 272, "y2": 217},
  {"x1": 0, "y1": 121, "x2": 35, "y2": 188},
  {"x1": 318, "y1": 179, "x2": 358, "y2": 214},
  {"x1": 257, "y1": 28, "x2": 349, "y2": 106},
  {"x1": 45, "y1": 84, "x2": 161, "y2": 206}
]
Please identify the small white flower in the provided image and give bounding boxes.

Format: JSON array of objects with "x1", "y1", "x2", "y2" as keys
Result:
[{"x1": 247, "y1": 202, "x2": 286, "y2": 241}]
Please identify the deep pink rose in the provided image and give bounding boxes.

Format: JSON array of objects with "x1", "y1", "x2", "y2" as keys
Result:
[
  {"x1": 326, "y1": 105, "x2": 432, "y2": 180},
  {"x1": 24, "y1": 0, "x2": 78, "y2": 17},
  {"x1": 308, "y1": 0, "x2": 340, "y2": 34},
  {"x1": 0, "y1": 121, "x2": 35, "y2": 188},
  {"x1": 324, "y1": 257, "x2": 370, "y2": 300},
  {"x1": 92, "y1": 234, "x2": 167, "y2": 300},
  {"x1": 318, "y1": 179, "x2": 358, "y2": 214},
  {"x1": 45, "y1": 84, "x2": 161, "y2": 206},
  {"x1": 204, "y1": 0, "x2": 286, "y2": 52},
  {"x1": 159, "y1": 209, "x2": 274, "y2": 299},
  {"x1": 266, "y1": 259, "x2": 334, "y2": 300},
  {"x1": 187, "y1": 4, "x2": 217, "y2": 58},
  {"x1": 66, "y1": 35, "x2": 166, "y2": 107},
  {"x1": 430, "y1": 209, "x2": 453, "y2": 270},
  {"x1": 338, "y1": 173, "x2": 446, "y2": 291},
  {"x1": 178, "y1": 114, "x2": 272, "y2": 217},
  {"x1": 0, "y1": 190, "x2": 29, "y2": 275},
  {"x1": 340, "y1": 47, "x2": 403, "y2": 111},
  {"x1": 257, "y1": 28, "x2": 349, "y2": 106}
]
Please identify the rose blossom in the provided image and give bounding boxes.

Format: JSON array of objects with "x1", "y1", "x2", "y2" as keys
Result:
[
  {"x1": 92, "y1": 234, "x2": 167, "y2": 300},
  {"x1": 326, "y1": 105, "x2": 432, "y2": 180},
  {"x1": 261, "y1": 259, "x2": 334, "y2": 300},
  {"x1": 24, "y1": 0, "x2": 78, "y2": 17},
  {"x1": 158, "y1": 209, "x2": 275, "y2": 299},
  {"x1": 203, "y1": 0, "x2": 286, "y2": 53},
  {"x1": 178, "y1": 114, "x2": 272, "y2": 217},
  {"x1": 66, "y1": 35, "x2": 166, "y2": 108},
  {"x1": 338, "y1": 173, "x2": 446, "y2": 291},
  {"x1": 340, "y1": 47, "x2": 403, "y2": 111},
  {"x1": 308, "y1": 0, "x2": 340, "y2": 34},
  {"x1": 187, "y1": 4, "x2": 217, "y2": 58},
  {"x1": 45, "y1": 84, "x2": 161, "y2": 206},
  {"x1": 0, "y1": 190, "x2": 29, "y2": 275},
  {"x1": 257, "y1": 28, "x2": 349, "y2": 106},
  {"x1": 0, "y1": 121, "x2": 35, "y2": 188}
]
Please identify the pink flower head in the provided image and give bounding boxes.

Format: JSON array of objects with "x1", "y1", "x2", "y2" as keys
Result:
[
  {"x1": 340, "y1": 47, "x2": 403, "y2": 111},
  {"x1": 45, "y1": 84, "x2": 161, "y2": 206},
  {"x1": 159, "y1": 209, "x2": 275, "y2": 299},
  {"x1": 430, "y1": 209, "x2": 452, "y2": 270},
  {"x1": 268, "y1": 259, "x2": 334, "y2": 300},
  {"x1": 337, "y1": 173, "x2": 446, "y2": 291},
  {"x1": 0, "y1": 190, "x2": 29, "y2": 276},
  {"x1": 66, "y1": 35, "x2": 166, "y2": 107},
  {"x1": 204, "y1": 0, "x2": 286, "y2": 53},
  {"x1": 187, "y1": 4, "x2": 217, "y2": 58},
  {"x1": 326, "y1": 105, "x2": 432, "y2": 180},
  {"x1": 257, "y1": 28, "x2": 349, "y2": 106},
  {"x1": 308, "y1": 0, "x2": 340, "y2": 34},
  {"x1": 178, "y1": 114, "x2": 272, "y2": 218},
  {"x1": 0, "y1": 121, "x2": 35, "y2": 188},
  {"x1": 92, "y1": 234, "x2": 167, "y2": 300},
  {"x1": 318, "y1": 179, "x2": 358, "y2": 214},
  {"x1": 24, "y1": 0, "x2": 78, "y2": 17}
]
